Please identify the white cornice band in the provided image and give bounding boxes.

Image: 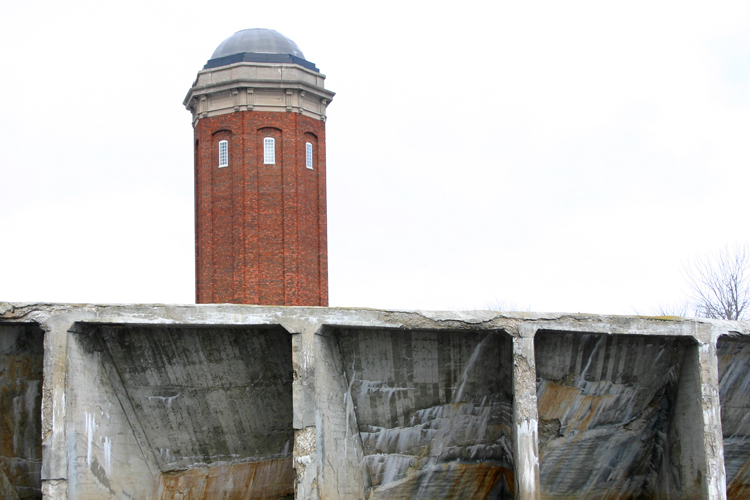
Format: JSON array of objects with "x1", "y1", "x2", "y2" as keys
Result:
[{"x1": 184, "y1": 62, "x2": 335, "y2": 125}]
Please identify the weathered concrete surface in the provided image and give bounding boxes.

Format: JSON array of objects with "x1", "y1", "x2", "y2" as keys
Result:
[
  {"x1": 677, "y1": 337, "x2": 727, "y2": 500},
  {"x1": 535, "y1": 332, "x2": 698, "y2": 499},
  {"x1": 314, "y1": 329, "x2": 367, "y2": 500},
  {"x1": 150, "y1": 458, "x2": 293, "y2": 499},
  {"x1": 96, "y1": 326, "x2": 293, "y2": 471},
  {"x1": 718, "y1": 336, "x2": 750, "y2": 499},
  {"x1": 512, "y1": 329, "x2": 541, "y2": 500},
  {"x1": 289, "y1": 323, "x2": 322, "y2": 500},
  {"x1": 0, "y1": 303, "x2": 748, "y2": 500},
  {"x1": 65, "y1": 325, "x2": 154, "y2": 498},
  {"x1": 63, "y1": 323, "x2": 294, "y2": 499},
  {"x1": 0, "y1": 324, "x2": 43, "y2": 499},
  {"x1": 335, "y1": 328, "x2": 514, "y2": 499}
]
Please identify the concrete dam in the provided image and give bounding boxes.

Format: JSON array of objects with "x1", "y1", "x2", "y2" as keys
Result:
[{"x1": 1, "y1": 302, "x2": 748, "y2": 499}]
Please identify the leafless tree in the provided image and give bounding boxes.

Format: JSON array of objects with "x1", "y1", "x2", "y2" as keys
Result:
[
  {"x1": 650, "y1": 301, "x2": 693, "y2": 318},
  {"x1": 682, "y1": 243, "x2": 750, "y2": 320}
]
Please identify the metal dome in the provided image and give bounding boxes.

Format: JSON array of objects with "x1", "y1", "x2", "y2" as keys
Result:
[
  {"x1": 203, "y1": 28, "x2": 317, "y2": 71},
  {"x1": 211, "y1": 29, "x2": 305, "y2": 60}
]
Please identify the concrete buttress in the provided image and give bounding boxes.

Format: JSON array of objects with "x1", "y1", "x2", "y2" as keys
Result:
[{"x1": 513, "y1": 327, "x2": 541, "y2": 500}]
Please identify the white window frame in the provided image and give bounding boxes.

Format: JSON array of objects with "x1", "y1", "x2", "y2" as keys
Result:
[
  {"x1": 305, "y1": 142, "x2": 313, "y2": 170},
  {"x1": 218, "y1": 140, "x2": 228, "y2": 168},
  {"x1": 264, "y1": 137, "x2": 275, "y2": 164}
]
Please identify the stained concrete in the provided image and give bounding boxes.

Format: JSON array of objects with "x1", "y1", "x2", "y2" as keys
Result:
[
  {"x1": 150, "y1": 458, "x2": 293, "y2": 499},
  {"x1": 0, "y1": 324, "x2": 43, "y2": 499},
  {"x1": 97, "y1": 326, "x2": 293, "y2": 471},
  {"x1": 333, "y1": 328, "x2": 514, "y2": 499},
  {"x1": 718, "y1": 336, "x2": 750, "y2": 499},
  {"x1": 535, "y1": 332, "x2": 698, "y2": 499},
  {"x1": 0, "y1": 303, "x2": 748, "y2": 499},
  {"x1": 64, "y1": 325, "x2": 293, "y2": 499}
]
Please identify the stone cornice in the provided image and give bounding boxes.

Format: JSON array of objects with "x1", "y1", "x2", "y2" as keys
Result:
[{"x1": 184, "y1": 62, "x2": 335, "y2": 125}]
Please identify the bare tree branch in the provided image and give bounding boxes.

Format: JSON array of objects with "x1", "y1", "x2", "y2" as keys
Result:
[
  {"x1": 631, "y1": 301, "x2": 693, "y2": 318},
  {"x1": 655, "y1": 301, "x2": 693, "y2": 318},
  {"x1": 682, "y1": 243, "x2": 750, "y2": 320}
]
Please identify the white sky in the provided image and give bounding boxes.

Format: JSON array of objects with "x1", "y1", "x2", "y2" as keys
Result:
[{"x1": 1, "y1": 0, "x2": 749, "y2": 314}]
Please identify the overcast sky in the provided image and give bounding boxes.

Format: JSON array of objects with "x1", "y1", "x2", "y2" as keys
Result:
[{"x1": 1, "y1": 0, "x2": 749, "y2": 314}]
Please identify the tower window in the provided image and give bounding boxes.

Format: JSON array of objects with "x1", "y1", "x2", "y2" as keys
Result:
[
  {"x1": 218, "y1": 140, "x2": 228, "y2": 168},
  {"x1": 264, "y1": 137, "x2": 275, "y2": 164},
  {"x1": 305, "y1": 142, "x2": 313, "y2": 170}
]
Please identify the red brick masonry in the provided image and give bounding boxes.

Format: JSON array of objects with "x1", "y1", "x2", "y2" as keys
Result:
[{"x1": 194, "y1": 111, "x2": 327, "y2": 306}]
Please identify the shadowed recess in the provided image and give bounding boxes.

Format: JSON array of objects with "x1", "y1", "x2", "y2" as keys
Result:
[
  {"x1": 718, "y1": 336, "x2": 750, "y2": 499},
  {"x1": 0, "y1": 324, "x2": 43, "y2": 500},
  {"x1": 90, "y1": 325, "x2": 294, "y2": 499},
  {"x1": 535, "y1": 331, "x2": 698, "y2": 500},
  {"x1": 334, "y1": 328, "x2": 514, "y2": 500}
]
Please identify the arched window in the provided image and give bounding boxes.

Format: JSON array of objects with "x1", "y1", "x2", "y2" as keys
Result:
[
  {"x1": 264, "y1": 137, "x2": 275, "y2": 164},
  {"x1": 218, "y1": 140, "x2": 228, "y2": 168},
  {"x1": 305, "y1": 142, "x2": 313, "y2": 170}
]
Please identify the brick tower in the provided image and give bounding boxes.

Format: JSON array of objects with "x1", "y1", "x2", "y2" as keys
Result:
[{"x1": 184, "y1": 29, "x2": 334, "y2": 305}]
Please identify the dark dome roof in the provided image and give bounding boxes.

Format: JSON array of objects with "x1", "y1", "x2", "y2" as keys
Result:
[
  {"x1": 211, "y1": 29, "x2": 305, "y2": 59},
  {"x1": 204, "y1": 29, "x2": 317, "y2": 72}
]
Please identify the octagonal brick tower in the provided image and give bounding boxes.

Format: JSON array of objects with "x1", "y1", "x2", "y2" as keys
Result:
[{"x1": 184, "y1": 29, "x2": 334, "y2": 305}]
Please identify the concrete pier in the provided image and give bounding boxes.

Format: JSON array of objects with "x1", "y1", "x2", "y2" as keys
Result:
[{"x1": 0, "y1": 302, "x2": 747, "y2": 499}]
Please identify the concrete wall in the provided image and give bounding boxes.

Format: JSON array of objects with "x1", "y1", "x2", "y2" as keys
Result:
[
  {"x1": 535, "y1": 332, "x2": 701, "y2": 498},
  {"x1": 0, "y1": 324, "x2": 43, "y2": 499},
  {"x1": 0, "y1": 303, "x2": 747, "y2": 499},
  {"x1": 61, "y1": 324, "x2": 295, "y2": 499},
  {"x1": 333, "y1": 328, "x2": 514, "y2": 499},
  {"x1": 717, "y1": 336, "x2": 750, "y2": 499}
]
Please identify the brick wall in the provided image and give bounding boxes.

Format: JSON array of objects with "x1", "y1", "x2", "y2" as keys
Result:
[{"x1": 194, "y1": 111, "x2": 328, "y2": 306}]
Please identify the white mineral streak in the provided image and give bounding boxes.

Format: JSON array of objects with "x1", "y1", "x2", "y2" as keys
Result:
[
  {"x1": 103, "y1": 436, "x2": 112, "y2": 474},
  {"x1": 53, "y1": 391, "x2": 65, "y2": 439},
  {"x1": 159, "y1": 448, "x2": 175, "y2": 465},
  {"x1": 85, "y1": 412, "x2": 96, "y2": 467},
  {"x1": 517, "y1": 418, "x2": 538, "y2": 499},
  {"x1": 452, "y1": 334, "x2": 490, "y2": 403},
  {"x1": 145, "y1": 394, "x2": 181, "y2": 406}
]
